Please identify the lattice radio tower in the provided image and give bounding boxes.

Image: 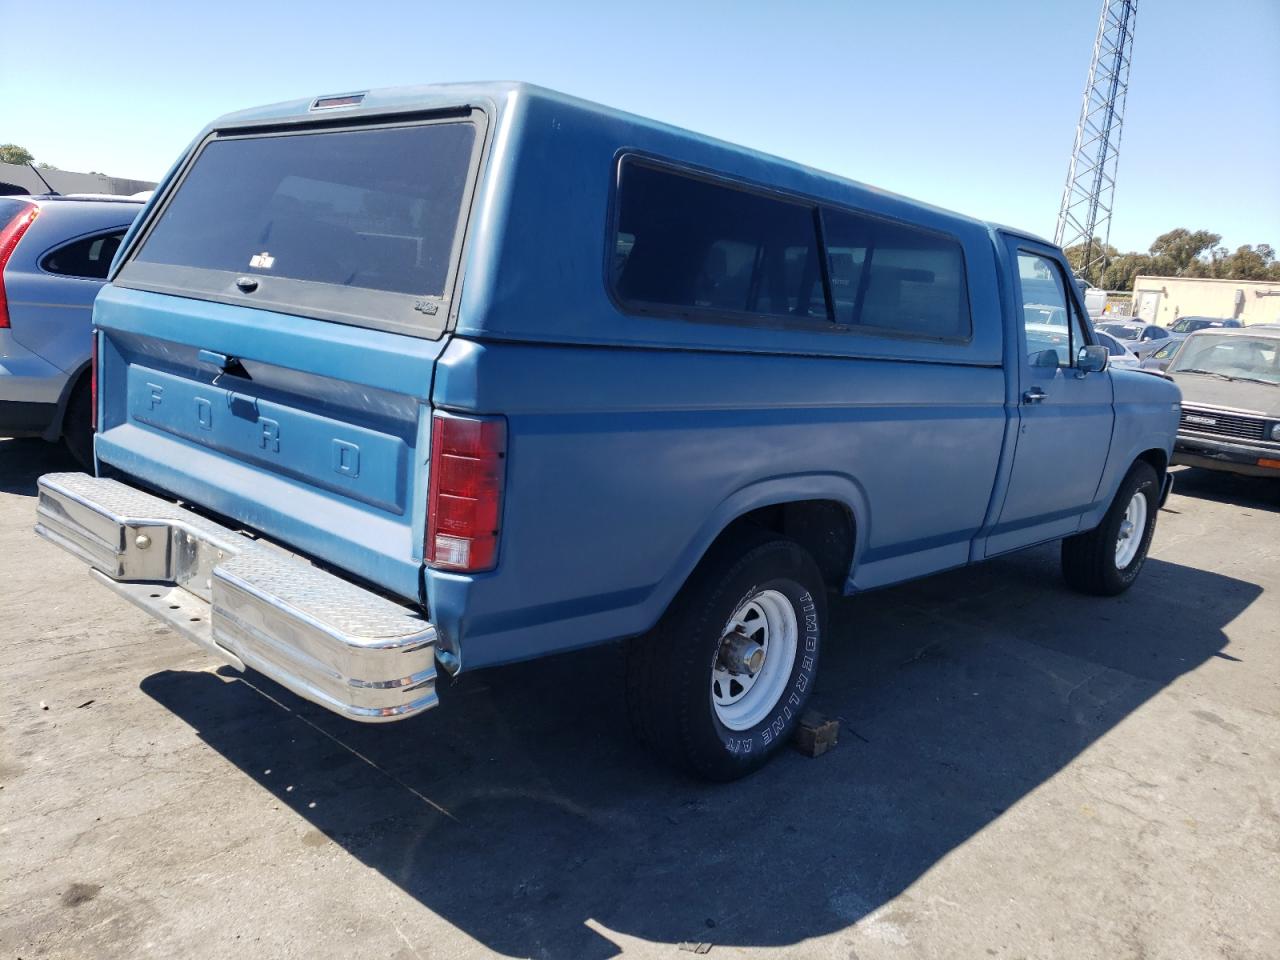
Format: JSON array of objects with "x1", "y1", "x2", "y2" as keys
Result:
[{"x1": 1054, "y1": 0, "x2": 1139, "y2": 286}]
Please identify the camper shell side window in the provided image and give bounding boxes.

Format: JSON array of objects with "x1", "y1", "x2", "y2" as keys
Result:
[{"x1": 609, "y1": 155, "x2": 972, "y2": 344}]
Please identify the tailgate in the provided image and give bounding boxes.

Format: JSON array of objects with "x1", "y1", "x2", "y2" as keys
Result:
[{"x1": 94, "y1": 287, "x2": 442, "y2": 601}]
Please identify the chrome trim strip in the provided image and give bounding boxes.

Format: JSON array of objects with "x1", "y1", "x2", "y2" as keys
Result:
[{"x1": 1181, "y1": 401, "x2": 1269, "y2": 419}]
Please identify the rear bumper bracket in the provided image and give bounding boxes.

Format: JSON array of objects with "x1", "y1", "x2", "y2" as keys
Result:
[{"x1": 34, "y1": 472, "x2": 438, "y2": 722}]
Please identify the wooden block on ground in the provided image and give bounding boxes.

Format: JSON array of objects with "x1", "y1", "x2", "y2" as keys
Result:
[{"x1": 792, "y1": 710, "x2": 839, "y2": 758}]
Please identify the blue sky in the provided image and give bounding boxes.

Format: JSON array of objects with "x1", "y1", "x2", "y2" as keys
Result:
[{"x1": 3, "y1": 0, "x2": 1277, "y2": 254}]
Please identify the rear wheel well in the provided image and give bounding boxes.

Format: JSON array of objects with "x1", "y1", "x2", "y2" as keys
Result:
[{"x1": 710, "y1": 500, "x2": 855, "y2": 592}]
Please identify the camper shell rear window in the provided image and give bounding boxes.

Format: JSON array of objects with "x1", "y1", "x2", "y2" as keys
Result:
[{"x1": 117, "y1": 112, "x2": 484, "y2": 338}]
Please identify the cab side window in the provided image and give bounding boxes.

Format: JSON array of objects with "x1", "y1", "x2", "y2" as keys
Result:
[
  {"x1": 1016, "y1": 252, "x2": 1088, "y2": 368},
  {"x1": 42, "y1": 231, "x2": 126, "y2": 280}
]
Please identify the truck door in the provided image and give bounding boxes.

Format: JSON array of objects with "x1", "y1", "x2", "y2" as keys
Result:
[{"x1": 986, "y1": 241, "x2": 1114, "y2": 556}]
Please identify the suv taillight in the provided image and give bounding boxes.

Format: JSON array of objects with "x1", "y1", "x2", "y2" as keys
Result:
[
  {"x1": 426, "y1": 411, "x2": 507, "y2": 572},
  {"x1": 0, "y1": 203, "x2": 38, "y2": 328}
]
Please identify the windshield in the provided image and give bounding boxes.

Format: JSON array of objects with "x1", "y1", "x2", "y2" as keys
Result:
[
  {"x1": 1099, "y1": 322, "x2": 1139, "y2": 340},
  {"x1": 1170, "y1": 334, "x2": 1280, "y2": 384},
  {"x1": 1170, "y1": 317, "x2": 1225, "y2": 334}
]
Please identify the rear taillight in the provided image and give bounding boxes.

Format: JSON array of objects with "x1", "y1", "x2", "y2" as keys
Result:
[
  {"x1": 90, "y1": 331, "x2": 99, "y2": 432},
  {"x1": 0, "y1": 203, "x2": 38, "y2": 328},
  {"x1": 426, "y1": 412, "x2": 507, "y2": 572}
]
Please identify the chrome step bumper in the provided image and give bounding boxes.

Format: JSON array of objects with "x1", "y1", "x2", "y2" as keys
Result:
[{"x1": 34, "y1": 472, "x2": 438, "y2": 722}]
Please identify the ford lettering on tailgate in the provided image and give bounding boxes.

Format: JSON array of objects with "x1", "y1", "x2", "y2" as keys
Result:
[{"x1": 127, "y1": 365, "x2": 407, "y2": 514}]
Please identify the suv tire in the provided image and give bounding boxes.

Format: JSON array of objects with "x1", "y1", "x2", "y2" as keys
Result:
[{"x1": 63, "y1": 377, "x2": 93, "y2": 470}]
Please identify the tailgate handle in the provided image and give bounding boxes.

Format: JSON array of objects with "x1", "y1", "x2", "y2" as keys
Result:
[{"x1": 197, "y1": 349, "x2": 252, "y2": 385}]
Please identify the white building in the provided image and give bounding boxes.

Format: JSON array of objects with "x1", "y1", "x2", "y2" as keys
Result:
[{"x1": 1131, "y1": 275, "x2": 1280, "y2": 327}]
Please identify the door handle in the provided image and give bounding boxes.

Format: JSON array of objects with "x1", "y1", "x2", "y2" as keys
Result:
[
  {"x1": 1022, "y1": 387, "x2": 1047, "y2": 404},
  {"x1": 197, "y1": 349, "x2": 252, "y2": 385}
]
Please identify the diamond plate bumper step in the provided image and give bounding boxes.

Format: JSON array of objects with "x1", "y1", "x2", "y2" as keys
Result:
[{"x1": 35, "y1": 472, "x2": 437, "y2": 722}]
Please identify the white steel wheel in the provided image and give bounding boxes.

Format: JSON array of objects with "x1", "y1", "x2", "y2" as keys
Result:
[
  {"x1": 1114, "y1": 490, "x2": 1149, "y2": 569},
  {"x1": 711, "y1": 589, "x2": 799, "y2": 731}
]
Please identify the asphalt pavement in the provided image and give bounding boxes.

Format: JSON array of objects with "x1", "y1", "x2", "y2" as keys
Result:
[{"x1": 1, "y1": 436, "x2": 1277, "y2": 960}]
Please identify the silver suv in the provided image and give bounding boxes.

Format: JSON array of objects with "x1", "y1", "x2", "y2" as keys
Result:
[{"x1": 0, "y1": 195, "x2": 142, "y2": 464}]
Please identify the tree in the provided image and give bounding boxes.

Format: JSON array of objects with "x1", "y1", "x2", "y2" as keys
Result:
[
  {"x1": 1215, "y1": 245, "x2": 1279, "y2": 281},
  {"x1": 1147, "y1": 228, "x2": 1220, "y2": 276},
  {"x1": 1098, "y1": 252, "x2": 1153, "y2": 291},
  {"x1": 0, "y1": 144, "x2": 35, "y2": 165},
  {"x1": 1063, "y1": 238, "x2": 1120, "y2": 284},
  {"x1": 1077, "y1": 228, "x2": 1280, "y2": 289}
]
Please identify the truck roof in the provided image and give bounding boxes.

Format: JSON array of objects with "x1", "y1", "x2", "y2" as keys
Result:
[{"x1": 202, "y1": 81, "x2": 1014, "y2": 242}]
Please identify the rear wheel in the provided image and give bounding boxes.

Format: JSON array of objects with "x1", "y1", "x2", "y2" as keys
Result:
[
  {"x1": 625, "y1": 531, "x2": 826, "y2": 781},
  {"x1": 62, "y1": 378, "x2": 93, "y2": 470},
  {"x1": 1061, "y1": 461, "x2": 1159, "y2": 596}
]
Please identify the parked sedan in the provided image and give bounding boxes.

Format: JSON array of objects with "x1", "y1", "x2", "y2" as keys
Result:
[
  {"x1": 1096, "y1": 319, "x2": 1172, "y2": 358},
  {"x1": 1094, "y1": 329, "x2": 1142, "y2": 370},
  {"x1": 1135, "y1": 319, "x2": 1242, "y2": 374},
  {"x1": 1168, "y1": 327, "x2": 1280, "y2": 478},
  {"x1": 0, "y1": 195, "x2": 143, "y2": 464},
  {"x1": 1168, "y1": 315, "x2": 1240, "y2": 334}
]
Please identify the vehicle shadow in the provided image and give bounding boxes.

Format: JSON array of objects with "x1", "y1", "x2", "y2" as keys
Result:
[
  {"x1": 0, "y1": 437, "x2": 76, "y2": 496},
  {"x1": 1168, "y1": 465, "x2": 1280, "y2": 512},
  {"x1": 139, "y1": 542, "x2": 1257, "y2": 958}
]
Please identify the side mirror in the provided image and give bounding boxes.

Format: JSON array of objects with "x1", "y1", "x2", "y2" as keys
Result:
[{"x1": 1076, "y1": 343, "x2": 1109, "y2": 375}]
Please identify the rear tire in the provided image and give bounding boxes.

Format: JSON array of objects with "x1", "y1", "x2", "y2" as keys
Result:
[
  {"x1": 1061, "y1": 461, "x2": 1159, "y2": 596},
  {"x1": 62, "y1": 378, "x2": 93, "y2": 470},
  {"x1": 625, "y1": 530, "x2": 826, "y2": 781}
]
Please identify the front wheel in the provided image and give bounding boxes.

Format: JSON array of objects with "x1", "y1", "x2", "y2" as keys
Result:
[
  {"x1": 625, "y1": 533, "x2": 826, "y2": 781},
  {"x1": 1061, "y1": 461, "x2": 1160, "y2": 596}
]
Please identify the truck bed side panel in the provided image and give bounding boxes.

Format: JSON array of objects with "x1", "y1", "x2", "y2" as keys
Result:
[{"x1": 428, "y1": 338, "x2": 1005, "y2": 669}]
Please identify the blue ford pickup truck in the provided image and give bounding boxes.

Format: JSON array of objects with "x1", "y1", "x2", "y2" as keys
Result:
[{"x1": 35, "y1": 83, "x2": 1180, "y2": 779}]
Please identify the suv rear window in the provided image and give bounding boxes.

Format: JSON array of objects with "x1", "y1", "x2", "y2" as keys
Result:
[
  {"x1": 0, "y1": 197, "x2": 34, "y2": 222},
  {"x1": 121, "y1": 118, "x2": 479, "y2": 336}
]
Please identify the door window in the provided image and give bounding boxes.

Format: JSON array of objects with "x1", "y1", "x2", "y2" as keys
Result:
[{"x1": 1016, "y1": 252, "x2": 1087, "y2": 368}]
